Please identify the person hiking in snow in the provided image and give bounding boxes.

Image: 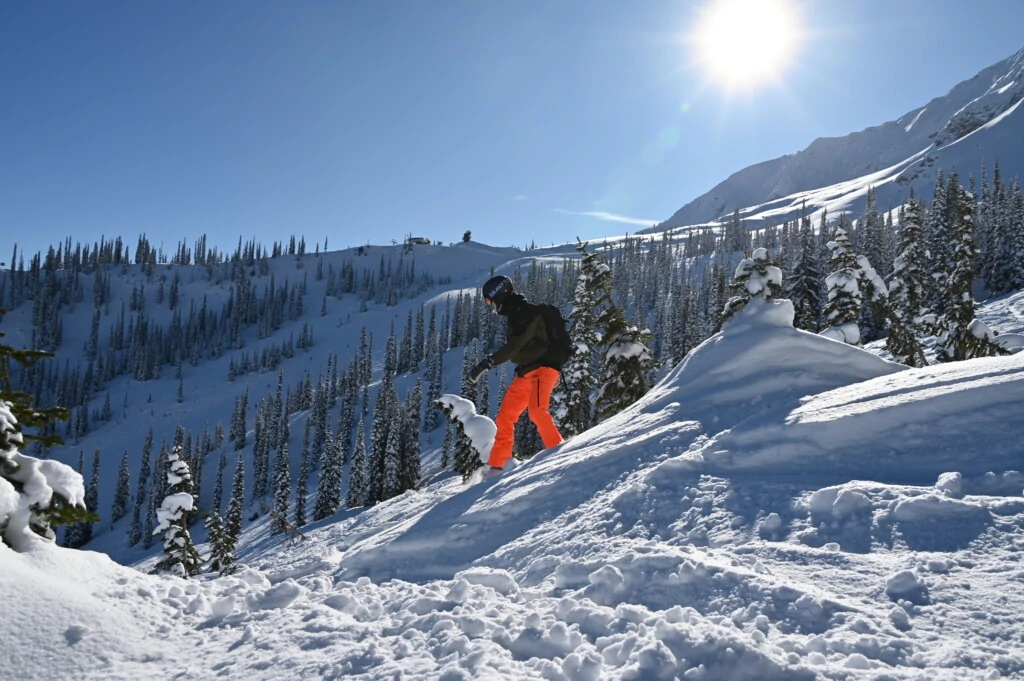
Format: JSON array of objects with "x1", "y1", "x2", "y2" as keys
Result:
[{"x1": 469, "y1": 275, "x2": 564, "y2": 474}]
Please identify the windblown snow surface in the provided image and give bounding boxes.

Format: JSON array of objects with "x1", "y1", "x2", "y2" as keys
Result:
[{"x1": 3, "y1": 296, "x2": 1023, "y2": 680}]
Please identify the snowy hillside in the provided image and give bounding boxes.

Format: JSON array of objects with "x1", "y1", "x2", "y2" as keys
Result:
[
  {"x1": 3, "y1": 272, "x2": 1023, "y2": 679},
  {"x1": 659, "y1": 47, "x2": 1024, "y2": 230}
]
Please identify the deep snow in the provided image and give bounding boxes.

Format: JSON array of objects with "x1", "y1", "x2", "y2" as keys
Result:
[{"x1": 3, "y1": 286, "x2": 1022, "y2": 680}]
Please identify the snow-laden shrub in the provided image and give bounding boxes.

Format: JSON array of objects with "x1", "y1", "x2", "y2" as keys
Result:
[{"x1": 0, "y1": 401, "x2": 92, "y2": 551}]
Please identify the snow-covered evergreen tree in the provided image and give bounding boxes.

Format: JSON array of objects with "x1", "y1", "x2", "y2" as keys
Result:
[
  {"x1": 440, "y1": 421, "x2": 453, "y2": 470},
  {"x1": 934, "y1": 183, "x2": 1007, "y2": 362},
  {"x1": 76, "y1": 450, "x2": 100, "y2": 545},
  {"x1": 854, "y1": 252, "x2": 889, "y2": 343},
  {"x1": 312, "y1": 421, "x2": 342, "y2": 521},
  {"x1": 584, "y1": 244, "x2": 657, "y2": 423},
  {"x1": 367, "y1": 371, "x2": 398, "y2": 505},
  {"x1": 381, "y1": 412, "x2": 403, "y2": 501},
  {"x1": 152, "y1": 445, "x2": 203, "y2": 577},
  {"x1": 886, "y1": 189, "x2": 930, "y2": 367},
  {"x1": 459, "y1": 344, "x2": 478, "y2": 406},
  {"x1": 224, "y1": 456, "x2": 245, "y2": 543},
  {"x1": 251, "y1": 399, "x2": 271, "y2": 502},
  {"x1": 0, "y1": 324, "x2": 96, "y2": 551},
  {"x1": 984, "y1": 174, "x2": 1024, "y2": 295},
  {"x1": 785, "y1": 213, "x2": 824, "y2": 332},
  {"x1": 295, "y1": 418, "x2": 311, "y2": 526},
  {"x1": 722, "y1": 248, "x2": 784, "y2": 324},
  {"x1": 0, "y1": 408, "x2": 91, "y2": 552},
  {"x1": 204, "y1": 511, "x2": 237, "y2": 576},
  {"x1": 437, "y1": 401, "x2": 483, "y2": 480},
  {"x1": 211, "y1": 451, "x2": 226, "y2": 515},
  {"x1": 924, "y1": 170, "x2": 954, "y2": 317},
  {"x1": 128, "y1": 426, "x2": 154, "y2": 546},
  {"x1": 554, "y1": 240, "x2": 603, "y2": 437},
  {"x1": 346, "y1": 418, "x2": 367, "y2": 508},
  {"x1": 230, "y1": 389, "x2": 248, "y2": 451},
  {"x1": 271, "y1": 426, "x2": 291, "y2": 534},
  {"x1": 424, "y1": 316, "x2": 444, "y2": 431},
  {"x1": 398, "y1": 382, "x2": 422, "y2": 494},
  {"x1": 111, "y1": 450, "x2": 131, "y2": 525},
  {"x1": 820, "y1": 227, "x2": 863, "y2": 345}
]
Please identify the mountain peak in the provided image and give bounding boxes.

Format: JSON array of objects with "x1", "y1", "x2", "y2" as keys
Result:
[{"x1": 658, "y1": 45, "x2": 1024, "y2": 231}]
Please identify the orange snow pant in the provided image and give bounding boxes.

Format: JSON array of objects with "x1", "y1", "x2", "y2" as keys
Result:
[{"x1": 489, "y1": 367, "x2": 564, "y2": 469}]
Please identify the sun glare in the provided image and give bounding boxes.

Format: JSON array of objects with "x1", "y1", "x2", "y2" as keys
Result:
[{"x1": 691, "y1": 0, "x2": 801, "y2": 91}]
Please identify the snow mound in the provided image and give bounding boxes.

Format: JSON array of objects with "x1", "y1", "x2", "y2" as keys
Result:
[
  {"x1": 690, "y1": 354, "x2": 1024, "y2": 483},
  {"x1": 637, "y1": 298, "x2": 903, "y2": 430}
]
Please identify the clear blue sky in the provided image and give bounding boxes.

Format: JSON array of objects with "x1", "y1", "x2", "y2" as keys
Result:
[{"x1": 3, "y1": 1, "x2": 1024, "y2": 262}]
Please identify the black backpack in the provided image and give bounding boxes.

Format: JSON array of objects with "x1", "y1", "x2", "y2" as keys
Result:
[{"x1": 537, "y1": 304, "x2": 573, "y2": 369}]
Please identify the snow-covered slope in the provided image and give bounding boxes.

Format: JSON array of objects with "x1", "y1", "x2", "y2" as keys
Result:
[
  {"x1": 659, "y1": 47, "x2": 1024, "y2": 230},
  {"x1": 5, "y1": 292, "x2": 1022, "y2": 680}
]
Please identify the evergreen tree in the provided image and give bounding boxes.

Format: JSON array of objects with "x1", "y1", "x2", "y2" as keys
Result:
[
  {"x1": 271, "y1": 425, "x2": 292, "y2": 534},
  {"x1": 934, "y1": 183, "x2": 1007, "y2": 362},
  {"x1": 230, "y1": 389, "x2": 248, "y2": 451},
  {"x1": 857, "y1": 186, "x2": 894, "y2": 280},
  {"x1": 313, "y1": 422, "x2": 342, "y2": 520},
  {"x1": 367, "y1": 375, "x2": 397, "y2": 504},
  {"x1": 424, "y1": 315, "x2": 444, "y2": 431},
  {"x1": 440, "y1": 421, "x2": 453, "y2": 470},
  {"x1": 211, "y1": 451, "x2": 226, "y2": 515},
  {"x1": 785, "y1": 213, "x2": 824, "y2": 331},
  {"x1": 986, "y1": 175, "x2": 1024, "y2": 294},
  {"x1": 721, "y1": 247, "x2": 784, "y2": 325},
  {"x1": 111, "y1": 450, "x2": 131, "y2": 525},
  {"x1": 346, "y1": 418, "x2": 367, "y2": 508},
  {"x1": 381, "y1": 410, "x2": 403, "y2": 501},
  {"x1": 143, "y1": 442, "x2": 168, "y2": 549},
  {"x1": 295, "y1": 418, "x2": 311, "y2": 527},
  {"x1": 80, "y1": 449, "x2": 101, "y2": 544},
  {"x1": 398, "y1": 381, "x2": 422, "y2": 494},
  {"x1": 886, "y1": 189, "x2": 930, "y2": 367},
  {"x1": 204, "y1": 511, "x2": 237, "y2": 576},
  {"x1": 152, "y1": 445, "x2": 203, "y2": 577},
  {"x1": 128, "y1": 428, "x2": 154, "y2": 546},
  {"x1": 311, "y1": 379, "x2": 328, "y2": 467},
  {"x1": 854, "y1": 251, "x2": 889, "y2": 344},
  {"x1": 251, "y1": 399, "x2": 270, "y2": 502},
  {"x1": 555, "y1": 240, "x2": 602, "y2": 437},
  {"x1": 337, "y1": 370, "x2": 354, "y2": 461},
  {"x1": 0, "y1": 403, "x2": 91, "y2": 551},
  {"x1": 63, "y1": 452, "x2": 87, "y2": 548},
  {"x1": 224, "y1": 456, "x2": 245, "y2": 542},
  {"x1": 821, "y1": 226, "x2": 863, "y2": 344},
  {"x1": 437, "y1": 401, "x2": 482, "y2": 480},
  {"x1": 459, "y1": 344, "x2": 478, "y2": 406},
  {"x1": 924, "y1": 170, "x2": 953, "y2": 317},
  {"x1": 0, "y1": 311, "x2": 69, "y2": 453},
  {"x1": 586, "y1": 245, "x2": 658, "y2": 422}
]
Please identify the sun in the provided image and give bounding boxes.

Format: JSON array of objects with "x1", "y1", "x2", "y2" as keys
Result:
[{"x1": 690, "y1": 0, "x2": 802, "y2": 91}]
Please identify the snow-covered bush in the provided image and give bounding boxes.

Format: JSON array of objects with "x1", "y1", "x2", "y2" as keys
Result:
[
  {"x1": 1, "y1": 325, "x2": 94, "y2": 552},
  {"x1": 0, "y1": 401, "x2": 91, "y2": 551}
]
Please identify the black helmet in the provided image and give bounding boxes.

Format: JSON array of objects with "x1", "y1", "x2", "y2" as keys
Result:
[{"x1": 482, "y1": 275, "x2": 513, "y2": 307}]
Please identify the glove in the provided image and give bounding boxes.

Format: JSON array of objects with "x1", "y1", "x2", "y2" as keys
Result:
[{"x1": 469, "y1": 356, "x2": 494, "y2": 382}]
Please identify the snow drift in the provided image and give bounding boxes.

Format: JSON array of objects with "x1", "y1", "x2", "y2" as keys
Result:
[{"x1": 2, "y1": 293, "x2": 1023, "y2": 680}]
